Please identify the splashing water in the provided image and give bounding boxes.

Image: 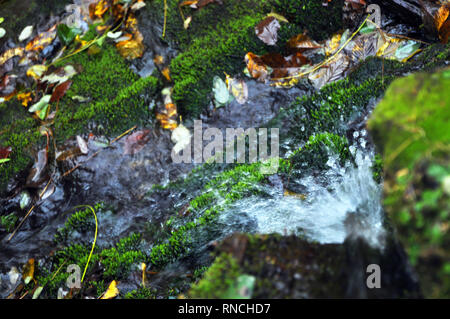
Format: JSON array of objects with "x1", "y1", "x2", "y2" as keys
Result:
[{"x1": 220, "y1": 147, "x2": 385, "y2": 247}]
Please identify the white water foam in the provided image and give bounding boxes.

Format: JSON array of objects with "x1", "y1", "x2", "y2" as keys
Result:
[{"x1": 220, "y1": 146, "x2": 385, "y2": 247}]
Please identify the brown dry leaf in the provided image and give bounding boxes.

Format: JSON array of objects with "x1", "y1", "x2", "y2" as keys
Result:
[
  {"x1": 255, "y1": 16, "x2": 280, "y2": 46},
  {"x1": 245, "y1": 52, "x2": 269, "y2": 82},
  {"x1": 308, "y1": 53, "x2": 351, "y2": 89},
  {"x1": 287, "y1": 33, "x2": 322, "y2": 52},
  {"x1": 50, "y1": 80, "x2": 72, "y2": 103},
  {"x1": 226, "y1": 75, "x2": 248, "y2": 105},
  {"x1": 156, "y1": 103, "x2": 178, "y2": 130},
  {"x1": 23, "y1": 258, "x2": 35, "y2": 285},
  {"x1": 435, "y1": 3, "x2": 450, "y2": 43},
  {"x1": 90, "y1": 0, "x2": 109, "y2": 20},
  {"x1": 101, "y1": 280, "x2": 119, "y2": 299},
  {"x1": 0, "y1": 146, "x2": 12, "y2": 160},
  {"x1": 17, "y1": 92, "x2": 33, "y2": 106},
  {"x1": 123, "y1": 129, "x2": 151, "y2": 155}
]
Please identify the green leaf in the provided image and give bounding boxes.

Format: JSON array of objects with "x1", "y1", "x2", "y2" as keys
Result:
[
  {"x1": 28, "y1": 95, "x2": 51, "y2": 113},
  {"x1": 57, "y1": 23, "x2": 82, "y2": 46},
  {"x1": 0, "y1": 158, "x2": 10, "y2": 164}
]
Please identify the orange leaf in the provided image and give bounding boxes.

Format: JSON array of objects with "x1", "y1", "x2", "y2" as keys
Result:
[
  {"x1": 435, "y1": 3, "x2": 450, "y2": 43},
  {"x1": 101, "y1": 280, "x2": 119, "y2": 299}
]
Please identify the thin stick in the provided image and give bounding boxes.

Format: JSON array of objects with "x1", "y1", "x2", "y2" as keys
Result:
[
  {"x1": 71, "y1": 205, "x2": 98, "y2": 283},
  {"x1": 163, "y1": 0, "x2": 167, "y2": 38},
  {"x1": 62, "y1": 125, "x2": 137, "y2": 177}
]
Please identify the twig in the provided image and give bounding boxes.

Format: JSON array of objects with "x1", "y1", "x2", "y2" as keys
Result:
[{"x1": 62, "y1": 125, "x2": 137, "y2": 177}]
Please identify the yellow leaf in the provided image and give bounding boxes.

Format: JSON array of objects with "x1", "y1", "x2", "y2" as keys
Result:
[
  {"x1": 162, "y1": 67, "x2": 171, "y2": 81},
  {"x1": 266, "y1": 12, "x2": 289, "y2": 23},
  {"x1": 154, "y1": 55, "x2": 164, "y2": 65},
  {"x1": 184, "y1": 16, "x2": 192, "y2": 29},
  {"x1": 17, "y1": 92, "x2": 32, "y2": 106},
  {"x1": 101, "y1": 280, "x2": 119, "y2": 299},
  {"x1": 283, "y1": 190, "x2": 306, "y2": 200},
  {"x1": 26, "y1": 64, "x2": 47, "y2": 79},
  {"x1": 23, "y1": 258, "x2": 35, "y2": 285}
]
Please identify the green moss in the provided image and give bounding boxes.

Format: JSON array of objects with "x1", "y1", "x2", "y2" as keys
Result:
[
  {"x1": 149, "y1": 162, "x2": 267, "y2": 267},
  {"x1": 371, "y1": 154, "x2": 384, "y2": 184},
  {"x1": 368, "y1": 68, "x2": 450, "y2": 171},
  {"x1": 0, "y1": 212, "x2": 18, "y2": 233},
  {"x1": 54, "y1": 46, "x2": 160, "y2": 140},
  {"x1": 271, "y1": 0, "x2": 344, "y2": 41},
  {"x1": 0, "y1": 46, "x2": 160, "y2": 193},
  {"x1": 54, "y1": 203, "x2": 105, "y2": 244},
  {"x1": 124, "y1": 287, "x2": 156, "y2": 299},
  {"x1": 189, "y1": 253, "x2": 242, "y2": 299},
  {"x1": 150, "y1": 0, "x2": 343, "y2": 118},
  {"x1": 0, "y1": 99, "x2": 42, "y2": 192}
]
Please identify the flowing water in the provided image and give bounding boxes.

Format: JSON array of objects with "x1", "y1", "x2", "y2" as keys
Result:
[{"x1": 0, "y1": 0, "x2": 423, "y2": 298}]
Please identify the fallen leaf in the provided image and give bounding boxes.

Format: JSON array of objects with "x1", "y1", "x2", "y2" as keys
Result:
[
  {"x1": 25, "y1": 25, "x2": 57, "y2": 52},
  {"x1": 0, "y1": 146, "x2": 12, "y2": 160},
  {"x1": 162, "y1": 67, "x2": 171, "y2": 81},
  {"x1": 171, "y1": 124, "x2": 191, "y2": 154},
  {"x1": 23, "y1": 258, "x2": 35, "y2": 285},
  {"x1": 17, "y1": 92, "x2": 33, "y2": 106},
  {"x1": 101, "y1": 280, "x2": 119, "y2": 299},
  {"x1": 27, "y1": 65, "x2": 48, "y2": 80},
  {"x1": 226, "y1": 75, "x2": 248, "y2": 105},
  {"x1": 50, "y1": 80, "x2": 72, "y2": 103},
  {"x1": 116, "y1": 35, "x2": 144, "y2": 60},
  {"x1": 244, "y1": 52, "x2": 269, "y2": 82},
  {"x1": 0, "y1": 28, "x2": 5, "y2": 38},
  {"x1": 212, "y1": 76, "x2": 233, "y2": 107},
  {"x1": 131, "y1": 1, "x2": 146, "y2": 11},
  {"x1": 76, "y1": 135, "x2": 89, "y2": 154},
  {"x1": 107, "y1": 31, "x2": 122, "y2": 39},
  {"x1": 287, "y1": 33, "x2": 322, "y2": 52},
  {"x1": 266, "y1": 12, "x2": 289, "y2": 23},
  {"x1": 184, "y1": 16, "x2": 192, "y2": 30},
  {"x1": 19, "y1": 191, "x2": 31, "y2": 210},
  {"x1": 26, "y1": 148, "x2": 48, "y2": 185},
  {"x1": 32, "y1": 286, "x2": 43, "y2": 299},
  {"x1": 123, "y1": 130, "x2": 151, "y2": 155},
  {"x1": 255, "y1": 16, "x2": 280, "y2": 46},
  {"x1": 18, "y1": 25, "x2": 33, "y2": 42},
  {"x1": 28, "y1": 95, "x2": 51, "y2": 119},
  {"x1": 435, "y1": 3, "x2": 450, "y2": 43}
]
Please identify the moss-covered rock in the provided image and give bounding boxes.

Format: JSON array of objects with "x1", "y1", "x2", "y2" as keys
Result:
[
  {"x1": 0, "y1": 45, "x2": 160, "y2": 193},
  {"x1": 190, "y1": 233, "x2": 420, "y2": 298},
  {"x1": 368, "y1": 67, "x2": 450, "y2": 298},
  {"x1": 148, "y1": 0, "x2": 344, "y2": 118}
]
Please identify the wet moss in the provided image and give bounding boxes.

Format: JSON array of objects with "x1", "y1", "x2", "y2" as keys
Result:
[
  {"x1": 150, "y1": 0, "x2": 343, "y2": 118},
  {"x1": 189, "y1": 253, "x2": 242, "y2": 299},
  {"x1": 54, "y1": 45, "x2": 160, "y2": 140},
  {"x1": 36, "y1": 203, "x2": 147, "y2": 298},
  {"x1": 0, "y1": 98, "x2": 42, "y2": 192},
  {"x1": 0, "y1": 46, "x2": 160, "y2": 193},
  {"x1": 124, "y1": 287, "x2": 156, "y2": 299},
  {"x1": 0, "y1": 212, "x2": 18, "y2": 233},
  {"x1": 271, "y1": 0, "x2": 344, "y2": 41}
]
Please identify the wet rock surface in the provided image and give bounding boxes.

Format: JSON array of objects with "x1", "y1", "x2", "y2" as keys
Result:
[{"x1": 0, "y1": 0, "x2": 449, "y2": 299}]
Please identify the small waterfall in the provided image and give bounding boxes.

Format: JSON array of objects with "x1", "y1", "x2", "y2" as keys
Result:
[{"x1": 220, "y1": 144, "x2": 385, "y2": 247}]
